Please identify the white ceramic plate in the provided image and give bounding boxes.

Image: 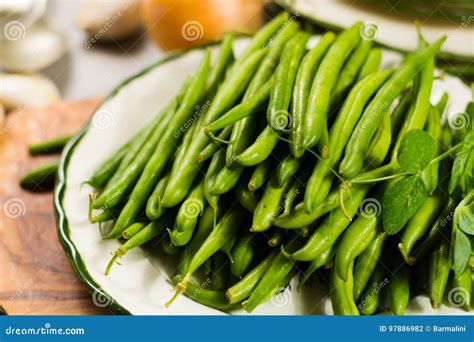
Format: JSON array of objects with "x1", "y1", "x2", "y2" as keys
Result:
[{"x1": 55, "y1": 37, "x2": 471, "y2": 315}]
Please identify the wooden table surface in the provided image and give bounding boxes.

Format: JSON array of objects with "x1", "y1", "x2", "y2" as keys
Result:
[{"x1": 0, "y1": 100, "x2": 110, "y2": 315}]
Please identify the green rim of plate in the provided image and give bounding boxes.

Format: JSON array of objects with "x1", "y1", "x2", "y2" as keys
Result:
[{"x1": 54, "y1": 42, "x2": 219, "y2": 315}]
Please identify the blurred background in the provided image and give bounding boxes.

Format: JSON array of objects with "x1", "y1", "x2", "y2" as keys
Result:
[{"x1": 0, "y1": 0, "x2": 472, "y2": 122}]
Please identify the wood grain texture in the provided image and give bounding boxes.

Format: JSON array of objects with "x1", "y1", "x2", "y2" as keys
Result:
[{"x1": 0, "y1": 99, "x2": 110, "y2": 315}]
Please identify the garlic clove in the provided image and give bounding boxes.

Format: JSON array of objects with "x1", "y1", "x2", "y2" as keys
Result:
[
  {"x1": 74, "y1": 0, "x2": 141, "y2": 42},
  {"x1": 0, "y1": 19, "x2": 67, "y2": 72},
  {"x1": 0, "y1": 73, "x2": 60, "y2": 111}
]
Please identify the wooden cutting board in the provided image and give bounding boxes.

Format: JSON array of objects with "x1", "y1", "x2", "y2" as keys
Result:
[{"x1": 0, "y1": 99, "x2": 110, "y2": 315}]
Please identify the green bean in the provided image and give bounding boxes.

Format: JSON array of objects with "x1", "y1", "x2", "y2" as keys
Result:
[
  {"x1": 209, "y1": 165, "x2": 242, "y2": 196},
  {"x1": 87, "y1": 142, "x2": 130, "y2": 189},
  {"x1": 353, "y1": 232, "x2": 387, "y2": 301},
  {"x1": 267, "y1": 32, "x2": 309, "y2": 132},
  {"x1": 330, "y1": 262, "x2": 359, "y2": 315},
  {"x1": 210, "y1": 252, "x2": 229, "y2": 291},
  {"x1": 299, "y1": 243, "x2": 337, "y2": 288},
  {"x1": 234, "y1": 125, "x2": 278, "y2": 167},
  {"x1": 205, "y1": 81, "x2": 272, "y2": 133},
  {"x1": 243, "y1": 238, "x2": 301, "y2": 313},
  {"x1": 356, "y1": 48, "x2": 382, "y2": 82},
  {"x1": 196, "y1": 126, "x2": 232, "y2": 163},
  {"x1": 398, "y1": 193, "x2": 445, "y2": 264},
  {"x1": 28, "y1": 134, "x2": 72, "y2": 155},
  {"x1": 248, "y1": 158, "x2": 272, "y2": 191},
  {"x1": 169, "y1": 181, "x2": 205, "y2": 246},
  {"x1": 390, "y1": 90, "x2": 412, "y2": 138},
  {"x1": 251, "y1": 175, "x2": 291, "y2": 232},
  {"x1": 226, "y1": 21, "x2": 299, "y2": 170},
  {"x1": 331, "y1": 38, "x2": 373, "y2": 109},
  {"x1": 161, "y1": 235, "x2": 180, "y2": 255},
  {"x1": 162, "y1": 49, "x2": 267, "y2": 207},
  {"x1": 122, "y1": 222, "x2": 147, "y2": 240},
  {"x1": 104, "y1": 51, "x2": 211, "y2": 238},
  {"x1": 204, "y1": 149, "x2": 225, "y2": 210},
  {"x1": 268, "y1": 230, "x2": 287, "y2": 247},
  {"x1": 388, "y1": 262, "x2": 410, "y2": 315},
  {"x1": 234, "y1": 179, "x2": 259, "y2": 212},
  {"x1": 226, "y1": 250, "x2": 278, "y2": 304},
  {"x1": 93, "y1": 98, "x2": 178, "y2": 210},
  {"x1": 206, "y1": 33, "x2": 235, "y2": 94},
  {"x1": 339, "y1": 36, "x2": 445, "y2": 179},
  {"x1": 303, "y1": 22, "x2": 362, "y2": 150},
  {"x1": 220, "y1": 234, "x2": 237, "y2": 261},
  {"x1": 276, "y1": 154, "x2": 303, "y2": 188},
  {"x1": 357, "y1": 264, "x2": 386, "y2": 315},
  {"x1": 146, "y1": 175, "x2": 169, "y2": 220},
  {"x1": 172, "y1": 275, "x2": 240, "y2": 311},
  {"x1": 335, "y1": 215, "x2": 380, "y2": 281},
  {"x1": 230, "y1": 231, "x2": 256, "y2": 278},
  {"x1": 90, "y1": 206, "x2": 121, "y2": 224},
  {"x1": 283, "y1": 184, "x2": 371, "y2": 261},
  {"x1": 452, "y1": 268, "x2": 472, "y2": 311},
  {"x1": 177, "y1": 205, "x2": 215, "y2": 274},
  {"x1": 290, "y1": 32, "x2": 336, "y2": 158},
  {"x1": 365, "y1": 111, "x2": 392, "y2": 168},
  {"x1": 428, "y1": 240, "x2": 450, "y2": 308},
  {"x1": 105, "y1": 218, "x2": 169, "y2": 275},
  {"x1": 282, "y1": 182, "x2": 302, "y2": 217},
  {"x1": 20, "y1": 161, "x2": 58, "y2": 191},
  {"x1": 167, "y1": 203, "x2": 243, "y2": 306},
  {"x1": 304, "y1": 70, "x2": 393, "y2": 212},
  {"x1": 421, "y1": 107, "x2": 443, "y2": 194}
]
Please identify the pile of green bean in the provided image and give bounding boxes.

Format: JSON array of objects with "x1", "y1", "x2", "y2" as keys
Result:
[{"x1": 87, "y1": 12, "x2": 473, "y2": 314}]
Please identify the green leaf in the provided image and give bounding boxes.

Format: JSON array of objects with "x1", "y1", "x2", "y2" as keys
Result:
[
  {"x1": 449, "y1": 149, "x2": 469, "y2": 194},
  {"x1": 454, "y1": 192, "x2": 474, "y2": 235},
  {"x1": 397, "y1": 130, "x2": 435, "y2": 174},
  {"x1": 453, "y1": 229, "x2": 471, "y2": 276},
  {"x1": 382, "y1": 175, "x2": 428, "y2": 234}
]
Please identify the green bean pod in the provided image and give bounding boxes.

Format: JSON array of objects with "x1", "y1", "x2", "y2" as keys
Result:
[
  {"x1": 169, "y1": 181, "x2": 205, "y2": 246},
  {"x1": 353, "y1": 232, "x2": 387, "y2": 301},
  {"x1": 209, "y1": 166, "x2": 243, "y2": 196},
  {"x1": 248, "y1": 158, "x2": 273, "y2": 191},
  {"x1": 268, "y1": 230, "x2": 287, "y2": 247},
  {"x1": 210, "y1": 252, "x2": 229, "y2": 291},
  {"x1": 388, "y1": 262, "x2": 410, "y2": 315},
  {"x1": 251, "y1": 175, "x2": 291, "y2": 232},
  {"x1": 330, "y1": 262, "x2": 359, "y2": 315},
  {"x1": 339, "y1": 36, "x2": 445, "y2": 179},
  {"x1": 231, "y1": 231, "x2": 257, "y2": 278},
  {"x1": 356, "y1": 47, "x2": 382, "y2": 81},
  {"x1": 267, "y1": 32, "x2": 309, "y2": 132},
  {"x1": 428, "y1": 240, "x2": 450, "y2": 308},
  {"x1": 234, "y1": 179, "x2": 259, "y2": 212},
  {"x1": 161, "y1": 236, "x2": 181, "y2": 255},
  {"x1": 299, "y1": 243, "x2": 337, "y2": 288},
  {"x1": 275, "y1": 154, "x2": 303, "y2": 188},
  {"x1": 357, "y1": 264, "x2": 386, "y2": 315},
  {"x1": 146, "y1": 175, "x2": 169, "y2": 220},
  {"x1": 234, "y1": 125, "x2": 278, "y2": 167},
  {"x1": 226, "y1": 250, "x2": 278, "y2": 304},
  {"x1": 335, "y1": 215, "x2": 380, "y2": 281},
  {"x1": 204, "y1": 149, "x2": 225, "y2": 210},
  {"x1": 290, "y1": 32, "x2": 336, "y2": 158},
  {"x1": 451, "y1": 268, "x2": 472, "y2": 311},
  {"x1": 172, "y1": 275, "x2": 240, "y2": 311},
  {"x1": 331, "y1": 38, "x2": 373, "y2": 108},
  {"x1": 20, "y1": 161, "x2": 58, "y2": 191},
  {"x1": 303, "y1": 22, "x2": 362, "y2": 150},
  {"x1": 162, "y1": 48, "x2": 267, "y2": 208},
  {"x1": 28, "y1": 134, "x2": 72, "y2": 155},
  {"x1": 122, "y1": 222, "x2": 147, "y2": 240},
  {"x1": 304, "y1": 69, "x2": 393, "y2": 212},
  {"x1": 196, "y1": 126, "x2": 232, "y2": 163}
]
